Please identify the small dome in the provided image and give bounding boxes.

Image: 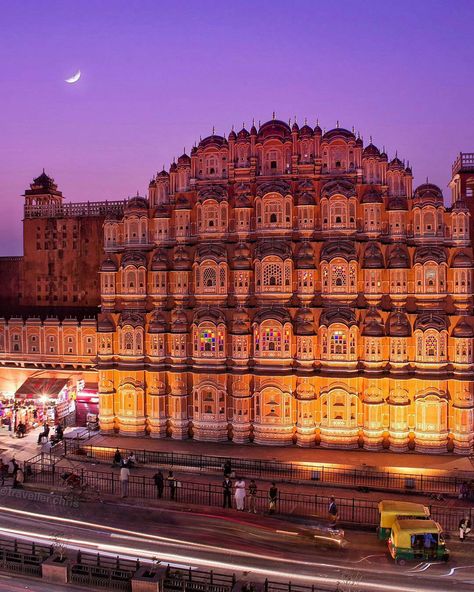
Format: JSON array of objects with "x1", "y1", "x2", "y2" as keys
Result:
[
  {"x1": 173, "y1": 245, "x2": 192, "y2": 269},
  {"x1": 171, "y1": 308, "x2": 188, "y2": 332},
  {"x1": 361, "y1": 189, "x2": 383, "y2": 204},
  {"x1": 177, "y1": 153, "x2": 191, "y2": 165},
  {"x1": 231, "y1": 307, "x2": 250, "y2": 334},
  {"x1": 387, "y1": 244, "x2": 410, "y2": 268},
  {"x1": 257, "y1": 119, "x2": 292, "y2": 141},
  {"x1": 414, "y1": 311, "x2": 449, "y2": 332},
  {"x1": 228, "y1": 129, "x2": 237, "y2": 140},
  {"x1": 362, "y1": 242, "x2": 384, "y2": 268},
  {"x1": 379, "y1": 151, "x2": 388, "y2": 161},
  {"x1": 356, "y1": 136, "x2": 363, "y2": 147},
  {"x1": 295, "y1": 240, "x2": 315, "y2": 269},
  {"x1": 296, "y1": 191, "x2": 314, "y2": 206},
  {"x1": 291, "y1": 121, "x2": 299, "y2": 132},
  {"x1": 126, "y1": 196, "x2": 148, "y2": 211},
  {"x1": 198, "y1": 134, "x2": 228, "y2": 148},
  {"x1": 250, "y1": 123, "x2": 258, "y2": 135},
  {"x1": 387, "y1": 196, "x2": 408, "y2": 211},
  {"x1": 237, "y1": 127, "x2": 249, "y2": 139},
  {"x1": 405, "y1": 165, "x2": 412, "y2": 175},
  {"x1": 388, "y1": 156, "x2": 404, "y2": 170},
  {"x1": 148, "y1": 312, "x2": 167, "y2": 333},
  {"x1": 452, "y1": 318, "x2": 474, "y2": 338},
  {"x1": 362, "y1": 308, "x2": 385, "y2": 336},
  {"x1": 295, "y1": 308, "x2": 315, "y2": 335},
  {"x1": 98, "y1": 315, "x2": 115, "y2": 332},
  {"x1": 387, "y1": 310, "x2": 411, "y2": 337},
  {"x1": 299, "y1": 124, "x2": 313, "y2": 137},
  {"x1": 156, "y1": 169, "x2": 169, "y2": 179},
  {"x1": 413, "y1": 183, "x2": 443, "y2": 205},
  {"x1": 314, "y1": 123, "x2": 322, "y2": 135},
  {"x1": 451, "y1": 250, "x2": 472, "y2": 268},
  {"x1": 100, "y1": 256, "x2": 118, "y2": 272},
  {"x1": 322, "y1": 127, "x2": 356, "y2": 142},
  {"x1": 363, "y1": 143, "x2": 380, "y2": 157},
  {"x1": 150, "y1": 248, "x2": 168, "y2": 271}
]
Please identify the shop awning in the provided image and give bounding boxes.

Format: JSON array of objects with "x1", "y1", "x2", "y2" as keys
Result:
[{"x1": 15, "y1": 378, "x2": 69, "y2": 400}]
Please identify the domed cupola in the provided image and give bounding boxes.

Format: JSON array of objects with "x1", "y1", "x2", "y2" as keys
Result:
[
  {"x1": 228, "y1": 128, "x2": 237, "y2": 141},
  {"x1": 125, "y1": 195, "x2": 148, "y2": 212},
  {"x1": 413, "y1": 183, "x2": 444, "y2": 206},
  {"x1": 230, "y1": 306, "x2": 250, "y2": 334},
  {"x1": 150, "y1": 248, "x2": 168, "y2": 271},
  {"x1": 257, "y1": 118, "x2": 292, "y2": 141},
  {"x1": 363, "y1": 143, "x2": 380, "y2": 158},
  {"x1": 388, "y1": 156, "x2": 404, "y2": 171},
  {"x1": 148, "y1": 311, "x2": 167, "y2": 333},
  {"x1": 295, "y1": 240, "x2": 315, "y2": 269},
  {"x1": 387, "y1": 196, "x2": 408, "y2": 211},
  {"x1": 98, "y1": 315, "x2": 115, "y2": 332},
  {"x1": 387, "y1": 244, "x2": 410, "y2": 268},
  {"x1": 362, "y1": 307, "x2": 385, "y2": 337},
  {"x1": 169, "y1": 161, "x2": 177, "y2": 173},
  {"x1": 171, "y1": 307, "x2": 188, "y2": 333},
  {"x1": 177, "y1": 152, "x2": 191, "y2": 165},
  {"x1": 237, "y1": 127, "x2": 249, "y2": 140},
  {"x1": 314, "y1": 122, "x2": 322, "y2": 136},
  {"x1": 452, "y1": 318, "x2": 474, "y2": 338},
  {"x1": 379, "y1": 150, "x2": 388, "y2": 162},
  {"x1": 156, "y1": 169, "x2": 169, "y2": 179},
  {"x1": 100, "y1": 256, "x2": 118, "y2": 272},
  {"x1": 291, "y1": 121, "x2": 299, "y2": 133},
  {"x1": 232, "y1": 242, "x2": 252, "y2": 269},
  {"x1": 295, "y1": 308, "x2": 315, "y2": 335},
  {"x1": 362, "y1": 242, "x2": 384, "y2": 268},
  {"x1": 173, "y1": 245, "x2": 192, "y2": 270},
  {"x1": 451, "y1": 250, "x2": 473, "y2": 268},
  {"x1": 299, "y1": 124, "x2": 314, "y2": 137},
  {"x1": 387, "y1": 310, "x2": 412, "y2": 337}
]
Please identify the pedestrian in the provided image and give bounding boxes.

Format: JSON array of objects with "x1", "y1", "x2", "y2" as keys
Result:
[
  {"x1": 248, "y1": 479, "x2": 257, "y2": 514},
  {"x1": 112, "y1": 448, "x2": 122, "y2": 467},
  {"x1": 55, "y1": 424, "x2": 64, "y2": 442},
  {"x1": 223, "y1": 459, "x2": 232, "y2": 478},
  {"x1": 37, "y1": 423, "x2": 50, "y2": 445},
  {"x1": 127, "y1": 452, "x2": 137, "y2": 468},
  {"x1": 234, "y1": 477, "x2": 246, "y2": 511},
  {"x1": 153, "y1": 470, "x2": 164, "y2": 499},
  {"x1": 10, "y1": 458, "x2": 19, "y2": 488},
  {"x1": 119, "y1": 464, "x2": 130, "y2": 498},
  {"x1": 0, "y1": 459, "x2": 5, "y2": 486},
  {"x1": 268, "y1": 482, "x2": 278, "y2": 514},
  {"x1": 223, "y1": 476, "x2": 232, "y2": 508},
  {"x1": 16, "y1": 422, "x2": 26, "y2": 438},
  {"x1": 459, "y1": 481, "x2": 469, "y2": 500},
  {"x1": 459, "y1": 517, "x2": 472, "y2": 542},
  {"x1": 328, "y1": 497, "x2": 339, "y2": 524},
  {"x1": 167, "y1": 471, "x2": 177, "y2": 500},
  {"x1": 7, "y1": 457, "x2": 16, "y2": 478}
]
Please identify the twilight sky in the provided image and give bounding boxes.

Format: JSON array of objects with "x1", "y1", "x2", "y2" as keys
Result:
[{"x1": 1, "y1": 0, "x2": 473, "y2": 255}]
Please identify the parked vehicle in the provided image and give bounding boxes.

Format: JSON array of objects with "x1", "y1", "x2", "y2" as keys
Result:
[
  {"x1": 378, "y1": 499, "x2": 430, "y2": 540},
  {"x1": 388, "y1": 519, "x2": 449, "y2": 564}
]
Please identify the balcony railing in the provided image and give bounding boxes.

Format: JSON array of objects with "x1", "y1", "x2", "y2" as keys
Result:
[
  {"x1": 452, "y1": 152, "x2": 474, "y2": 175},
  {"x1": 24, "y1": 200, "x2": 127, "y2": 219}
]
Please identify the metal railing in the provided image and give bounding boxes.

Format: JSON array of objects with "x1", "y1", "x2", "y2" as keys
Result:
[
  {"x1": 60, "y1": 440, "x2": 472, "y2": 497},
  {"x1": 23, "y1": 461, "x2": 473, "y2": 533},
  {"x1": 453, "y1": 152, "x2": 474, "y2": 174}
]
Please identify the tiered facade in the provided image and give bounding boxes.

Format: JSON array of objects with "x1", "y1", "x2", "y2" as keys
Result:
[{"x1": 95, "y1": 120, "x2": 474, "y2": 452}]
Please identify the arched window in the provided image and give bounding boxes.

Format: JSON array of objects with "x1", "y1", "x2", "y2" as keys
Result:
[
  {"x1": 330, "y1": 330, "x2": 347, "y2": 355},
  {"x1": 263, "y1": 261, "x2": 282, "y2": 288},
  {"x1": 124, "y1": 331, "x2": 133, "y2": 351},
  {"x1": 204, "y1": 267, "x2": 216, "y2": 287}
]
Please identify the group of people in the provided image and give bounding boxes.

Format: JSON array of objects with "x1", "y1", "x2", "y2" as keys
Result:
[
  {"x1": 459, "y1": 481, "x2": 474, "y2": 501},
  {"x1": 36, "y1": 422, "x2": 63, "y2": 445},
  {"x1": 222, "y1": 476, "x2": 278, "y2": 514}
]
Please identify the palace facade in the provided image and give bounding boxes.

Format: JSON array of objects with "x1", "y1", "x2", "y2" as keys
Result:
[{"x1": 2, "y1": 119, "x2": 474, "y2": 452}]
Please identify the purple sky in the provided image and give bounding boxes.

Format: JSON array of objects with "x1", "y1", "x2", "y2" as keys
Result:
[{"x1": 1, "y1": 0, "x2": 473, "y2": 255}]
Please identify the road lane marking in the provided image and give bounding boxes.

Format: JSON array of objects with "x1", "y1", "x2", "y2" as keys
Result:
[{"x1": 275, "y1": 530, "x2": 299, "y2": 536}]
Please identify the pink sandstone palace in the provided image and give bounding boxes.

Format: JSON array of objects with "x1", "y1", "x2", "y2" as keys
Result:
[{"x1": 1, "y1": 118, "x2": 474, "y2": 453}]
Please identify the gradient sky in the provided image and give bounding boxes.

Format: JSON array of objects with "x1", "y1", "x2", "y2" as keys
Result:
[{"x1": 1, "y1": 0, "x2": 473, "y2": 255}]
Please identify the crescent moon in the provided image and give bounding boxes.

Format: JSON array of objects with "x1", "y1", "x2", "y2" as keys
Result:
[{"x1": 65, "y1": 70, "x2": 81, "y2": 84}]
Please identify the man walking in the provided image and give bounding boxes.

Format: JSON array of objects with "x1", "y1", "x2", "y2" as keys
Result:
[
  {"x1": 223, "y1": 476, "x2": 232, "y2": 508},
  {"x1": 37, "y1": 423, "x2": 50, "y2": 445},
  {"x1": 153, "y1": 470, "x2": 164, "y2": 499},
  {"x1": 268, "y1": 482, "x2": 278, "y2": 514},
  {"x1": 248, "y1": 479, "x2": 257, "y2": 514},
  {"x1": 112, "y1": 448, "x2": 122, "y2": 467},
  {"x1": 119, "y1": 464, "x2": 130, "y2": 498},
  {"x1": 459, "y1": 517, "x2": 472, "y2": 541},
  {"x1": 167, "y1": 470, "x2": 177, "y2": 500},
  {"x1": 328, "y1": 497, "x2": 338, "y2": 524}
]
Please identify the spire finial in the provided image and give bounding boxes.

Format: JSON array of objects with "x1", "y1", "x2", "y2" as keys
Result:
[
  {"x1": 183, "y1": 147, "x2": 186, "y2": 154},
  {"x1": 426, "y1": 176, "x2": 429, "y2": 184},
  {"x1": 304, "y1": 117, "x2": 307, "y2": 125},
  {"x1": 383, "y1": 145, "x2": 385, "y2": 153},
  {"x1": 395, "y1": 150, "x2": 398, "y2": 158},
  {"x1": 352, "y1": 126, "x2": 355, "y2": 133},
  {"x1": 42, "y1": 167, "x2": 45, "y2": 174},
  {"x1": 316, "y1": 118, "x2": 319, "y2": 127},
  {"x1": 252, "y1": 117, "x2": 255, "y2": 126},
  {"x1": 336, "y1": 120, "x2": 339, "y2": 128},
  {"x1": 272, "y1": 111, "x2": 275, "y2": 120},
  {"x1": 231, "y1": 124, "x2": 234, "y2": 131},
  {"x1": 162, "y1": 164, "x2": 165, "y2": 171},
  {"x1": 212, "y1": 125, "x2": 215, "y2": 135},
  {"x1": 258, "y1": 120, "x2": 261, "y2": 127},
  {"x1": 370, "y1": 135, "x2": 373, "y2": 144},
  {"x1": 242, "y1": 121, "x2": 245, "y2": 129}
]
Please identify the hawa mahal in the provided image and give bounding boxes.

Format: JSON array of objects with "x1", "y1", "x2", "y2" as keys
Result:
[{"x1": 1, "y1": 117, "x2": 474, "y2": 453}]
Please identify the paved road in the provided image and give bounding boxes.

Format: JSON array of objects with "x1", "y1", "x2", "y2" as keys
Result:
[{"x1": 0, "y1": 492, "x2": 473, "y2": 592}]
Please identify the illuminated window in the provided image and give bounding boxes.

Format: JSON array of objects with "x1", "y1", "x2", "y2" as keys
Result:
[{"x1": 330, "y1": 331, "x2": 347, "y2": 355}]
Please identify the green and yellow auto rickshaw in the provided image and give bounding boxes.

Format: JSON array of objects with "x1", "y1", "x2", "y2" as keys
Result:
[
  {"x1": 377, "y1": 500, "x2": 430, "y2": 540},
  {"x1": 388, "y1": 519, "x2": 449, "y2": 564}
]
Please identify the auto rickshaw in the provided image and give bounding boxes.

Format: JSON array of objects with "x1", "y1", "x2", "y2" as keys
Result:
[
  {"x1": 388, "y1": 519, "x2": 449, "y2": 564},
  {"x1": 377, "y1": 500, "x2": 430, "y2": 540}
]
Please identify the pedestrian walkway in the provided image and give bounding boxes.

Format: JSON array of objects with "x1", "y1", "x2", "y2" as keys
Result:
[{"x1": 90, "y1": 433, "x2": 474, "y2": 476}]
